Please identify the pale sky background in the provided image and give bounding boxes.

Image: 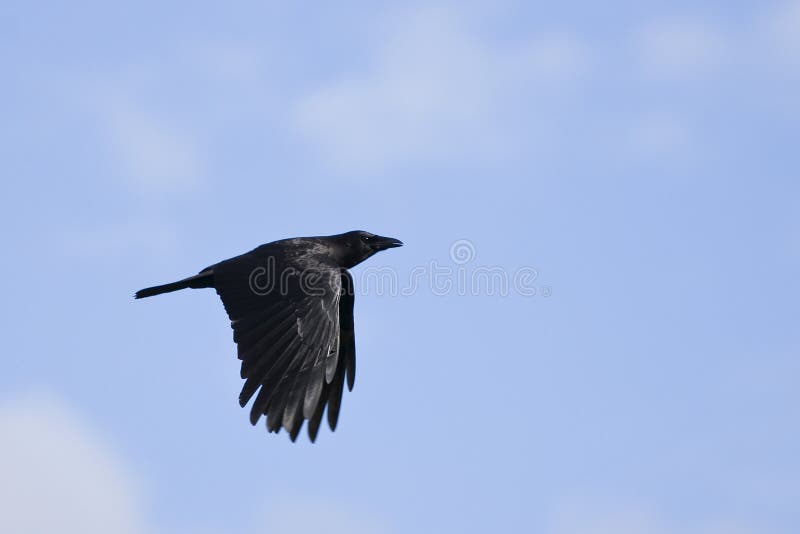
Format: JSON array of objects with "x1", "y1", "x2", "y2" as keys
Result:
[{"x1": 1, "y1": 1, "x2": 799, "y2": 533}]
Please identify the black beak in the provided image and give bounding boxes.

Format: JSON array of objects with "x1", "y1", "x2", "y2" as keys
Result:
[{"x1": 371, "y1": 235, "x2": 404, "y2": 251}]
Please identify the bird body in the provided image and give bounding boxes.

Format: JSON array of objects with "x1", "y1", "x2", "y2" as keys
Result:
[{"x1": 135, "y1": 231, "x2": 402, "y2": 442}]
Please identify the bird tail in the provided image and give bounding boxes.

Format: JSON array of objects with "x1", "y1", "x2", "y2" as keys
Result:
[{"x1": 135, "y1": 269, "x2": 214, "y2": 299}]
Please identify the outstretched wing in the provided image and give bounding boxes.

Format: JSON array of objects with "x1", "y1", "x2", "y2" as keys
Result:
[{"x1": 213, "y1": 251, "x2": 355, "y2": 442}]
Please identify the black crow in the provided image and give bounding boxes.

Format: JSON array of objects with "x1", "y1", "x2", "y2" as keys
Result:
[{"x1": 135, "y1": 230, "x2": 403, "y2": 442}]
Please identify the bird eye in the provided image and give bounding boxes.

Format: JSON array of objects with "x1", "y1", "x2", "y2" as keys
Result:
[{"x1": 361, "y1": 235, "x2": 373, "y2": 243}]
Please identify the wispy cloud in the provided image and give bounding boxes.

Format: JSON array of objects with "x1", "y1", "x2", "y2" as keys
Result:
[
  {"x1": 0, "y1": 392, "x2": 149, "y2": 534},
  {"x1": 760, "y1": 0, "x2": 800, "y2": 67},
  {"x1": 635, "y1": 3, "x2": 800, "y2": 79},
  {"x1": 636, "y1": 18, "x2": 728, "y2": 79},
  {"x1": 293, "y1": 6, "x2": 587, "y2": 174},
  {"x1": 0, "y1": 391, "x2": 393, "y2": 534},
  {"x1": 292, "y1": 3, "x2": 800, "y2": 173}
]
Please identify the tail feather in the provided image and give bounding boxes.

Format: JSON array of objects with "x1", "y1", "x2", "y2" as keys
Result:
[{"x1": 135, "y1": 269, "x2": 214, "y2": 299}]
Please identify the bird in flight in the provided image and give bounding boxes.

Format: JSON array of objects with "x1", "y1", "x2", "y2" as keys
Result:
[{"x1": 135, "y1": 230, "x2": 403, "y2": 442}]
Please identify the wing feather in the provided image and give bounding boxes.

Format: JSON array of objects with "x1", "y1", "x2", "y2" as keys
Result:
[
  {"x1": 339, "y1": 271, "x2": 357, "y2": 391},
  {"x1": 213, "y1": 248, "x2": 357, "y2": 442}
]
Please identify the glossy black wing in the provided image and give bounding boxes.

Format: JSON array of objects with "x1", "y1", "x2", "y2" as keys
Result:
[{"x1": 213, "y1": 250, "x2": 345, "y2": 442}]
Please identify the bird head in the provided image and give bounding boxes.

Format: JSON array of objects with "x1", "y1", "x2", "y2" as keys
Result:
[{"x1": 331, "y1": 230, "x2": 403, "y2": 268}]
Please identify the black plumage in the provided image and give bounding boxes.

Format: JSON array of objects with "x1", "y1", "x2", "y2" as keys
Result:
[{"x1": 135, "y1": 230, "x2": 402, "y2": 442}]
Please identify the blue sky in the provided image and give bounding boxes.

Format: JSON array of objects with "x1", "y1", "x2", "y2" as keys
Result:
[{"x1": 1, "y1": 1, "x2": 799, "y2": 533}]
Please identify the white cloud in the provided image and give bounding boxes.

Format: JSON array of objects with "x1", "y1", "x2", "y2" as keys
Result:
[
  {"x1": 0, "y1": 392, "x2": 392, "y2": 534},
  {"x1": 293, "y1": 6, "x2": 587, "y2": 173},
  {"x1": 636, "y1": 18, "x2": 728, "y2": 79},
  {"x1": 636, "y1": 5, "x2": 800, "y2": 78},
  {"x1": 0, "y1": 392, "x2": 149, "y2": 534},
  {"x1": 80, "y1": 40, "x2": 279, "y2": 196}
]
